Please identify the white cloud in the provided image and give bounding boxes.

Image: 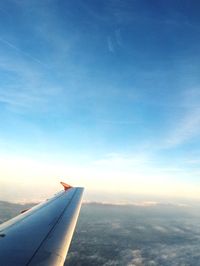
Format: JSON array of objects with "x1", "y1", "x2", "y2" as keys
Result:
[
  {"x1": 128, "y1": 250, "x2": 144, "y2": 266},
  {"x1": 153, "y1": 225, "x2": 167, "y2": 233}
]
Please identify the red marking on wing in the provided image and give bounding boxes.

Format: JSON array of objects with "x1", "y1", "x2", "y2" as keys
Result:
[
  {"x1": 60, "y1": 181, "x2": 72, "y2": 191},
  {"x1": 20, "y1": 208, "x2": 29, "y2": 214}
]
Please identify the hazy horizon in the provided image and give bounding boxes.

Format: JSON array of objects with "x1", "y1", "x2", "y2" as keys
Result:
[{"x1": 2, "y1": 188, "x2": 200, "y2": 206}]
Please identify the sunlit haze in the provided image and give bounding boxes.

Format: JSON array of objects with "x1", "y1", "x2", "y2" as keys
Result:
[{"x1": 1, "y1": 1, "x2": 200, "y2": 202}]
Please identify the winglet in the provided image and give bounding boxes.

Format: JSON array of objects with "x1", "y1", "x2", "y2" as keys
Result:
[{"x1": 60, "y1": 181, "x2": 72, "y2": 191}]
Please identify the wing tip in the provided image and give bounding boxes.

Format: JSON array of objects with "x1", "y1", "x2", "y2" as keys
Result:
[{"x1": 60, "y1": 181, "x2": 73, "y2": 191}]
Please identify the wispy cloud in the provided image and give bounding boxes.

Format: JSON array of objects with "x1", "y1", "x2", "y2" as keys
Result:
[
  {"x1": 161, "y1": 88, "x2": 200, "y2": 148},
  {"x1": 107, "y1": 29, "x2": 123, "y2": 53},
  {"x1": 0, "y1": 88, "x2": 44, "y2": 108},
  {"x1": 0, "y1": 37, "x2": 48, "y2": 68},
  {"x1": 92, "y1": 152, "x2": 151, "y2": 168},
  {"x1": 0, "y1": 48, "x2": 64, "y2": 112},
  {"x1": 99, "y1": 119, "x2": 136, "y2": 125},
  {"x1": 107, "y1": 36, "x2": 114, "y2": 53},
  {"x1": 164, "y1": 109, "x2": 200, "y2": 148},
  {"x1": 115, "y1": 28, "x2": 122, "y2": 46}
]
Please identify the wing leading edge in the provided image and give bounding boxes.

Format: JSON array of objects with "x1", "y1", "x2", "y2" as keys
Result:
[{"x1": 0, "y1": 184, "x2": 84, "y2": 266}]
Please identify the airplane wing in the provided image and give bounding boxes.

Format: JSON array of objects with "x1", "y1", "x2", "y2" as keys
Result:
[{"x1": 0, "y1": 182, "x2": 84, "y2": 266}]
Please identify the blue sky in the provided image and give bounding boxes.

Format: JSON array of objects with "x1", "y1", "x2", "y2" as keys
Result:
[{"x1": 1, "y1": 0, "x2": 200, "y2": 201}]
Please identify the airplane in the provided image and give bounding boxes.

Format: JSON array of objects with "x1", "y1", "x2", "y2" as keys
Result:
[{"x1": 0, "y1": 181, "x2": 84, "y2": 266}]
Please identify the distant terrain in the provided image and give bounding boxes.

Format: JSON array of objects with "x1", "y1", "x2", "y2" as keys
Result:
[
  {"x1": 1, "y1": 201, "x2": 200, "y2": 265},
  {"x1": 66, "y1": 202, "x2": 200, "y2": 266},
  {"x1": 0, "y1": 201, "x2": 36, "y2": 224}
]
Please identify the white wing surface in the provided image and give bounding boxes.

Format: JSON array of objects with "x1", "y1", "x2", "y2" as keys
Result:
[{"x1": 0, "y1": 183, "x2": 84, "y2": 266}]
